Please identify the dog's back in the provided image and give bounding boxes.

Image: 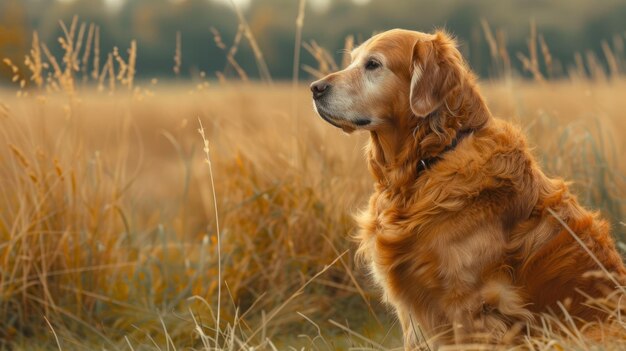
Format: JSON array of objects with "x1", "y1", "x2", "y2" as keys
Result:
[{"x1": 509, "y1": 165, "x2": 626, "y2": 320}]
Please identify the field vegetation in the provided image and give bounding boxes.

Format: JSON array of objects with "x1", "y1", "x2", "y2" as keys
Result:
[{"x1": 1, "y1": 12, "x2": 626, "y2": 351}]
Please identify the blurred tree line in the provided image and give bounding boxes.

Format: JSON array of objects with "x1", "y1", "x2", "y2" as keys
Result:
[{"x1": 1, "y1": 0, "x2": 626, "y2": 83}]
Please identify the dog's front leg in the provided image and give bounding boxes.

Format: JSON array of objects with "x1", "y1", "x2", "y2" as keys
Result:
[{"x1": 447, "y1": 277, "x2": 533, "y2": 344}]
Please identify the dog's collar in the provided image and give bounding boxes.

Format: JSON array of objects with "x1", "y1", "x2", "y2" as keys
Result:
[{"x1": 416, "y1": 129, "x2": 474, "y2": 176}]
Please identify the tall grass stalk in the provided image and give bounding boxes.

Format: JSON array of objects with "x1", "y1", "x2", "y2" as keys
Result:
[
  {"x1": 229, "y1": 0, "x2": 273, "y2": 84},
  {"x1": 44, "y1": 316, "x2": 62, "y2": 351},
  {"x1": 292, "y1": 0, "x2": 307, "y2": 166},
  {"x1": 197, "y1": 119, "x2": 222, "y2": 349},
  {"x1": 174, "y1": 31, "x2": 182, "y2": 77},
  {"x1": 92, "y1": 25, "x2": 100, "y2": 80}
]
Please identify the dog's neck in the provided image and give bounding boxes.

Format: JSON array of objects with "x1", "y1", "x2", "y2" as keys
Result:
[{"x1": 367, "y1": 82, "x2": 491, "y2": 189}]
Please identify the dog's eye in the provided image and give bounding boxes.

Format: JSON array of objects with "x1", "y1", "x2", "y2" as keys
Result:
[{"x1": 365, "y1": 59, "x2": 381, "y2": 70}]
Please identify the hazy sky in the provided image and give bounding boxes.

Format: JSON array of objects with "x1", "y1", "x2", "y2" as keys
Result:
[{"x1": 56, "y1": 0, "x2": 372, "y2": 10}]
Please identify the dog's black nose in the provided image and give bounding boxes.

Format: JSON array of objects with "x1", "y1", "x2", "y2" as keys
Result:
[{"x1": 310, "y1": 81, "x2": 330, "y2": 100}]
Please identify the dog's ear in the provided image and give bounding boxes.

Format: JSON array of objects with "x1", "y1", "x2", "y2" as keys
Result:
[{"x1": 409, "y1": 30, "x2": 464, "y2": 117}]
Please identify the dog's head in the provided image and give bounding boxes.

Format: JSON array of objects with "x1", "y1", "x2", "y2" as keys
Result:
[{"x1": 310, "y1": 29, "x2": 466, "y2": 133}]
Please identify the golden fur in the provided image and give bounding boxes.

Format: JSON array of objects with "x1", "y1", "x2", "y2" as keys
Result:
[{"x1": 310, "y1": 29, "x2": 626, "y2": 348}]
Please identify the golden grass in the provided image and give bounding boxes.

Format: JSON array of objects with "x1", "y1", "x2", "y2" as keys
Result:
[
  {"x1": 1, "y1": 79, "x2": 625, "y2": 349},
  {"x1": 1, "y1": 16, "x2": 626, "y2": 351}
]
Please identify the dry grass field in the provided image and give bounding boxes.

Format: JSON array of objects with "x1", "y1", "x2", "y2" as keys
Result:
[{"x1": 1, "y1": 17, "x2": 626, "y2": 351}]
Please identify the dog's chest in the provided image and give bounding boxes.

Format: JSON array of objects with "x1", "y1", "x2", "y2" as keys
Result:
[
  {"x1": 364, "y1": 191, "x2": 447, "y2": 298},
  {"x1": 362, "y1": 189, "x2": 500, "y2": 313}
]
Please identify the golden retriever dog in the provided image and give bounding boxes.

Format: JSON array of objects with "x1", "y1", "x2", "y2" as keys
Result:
[{"x1": 310, "y1": 29, "x2": 626, "y2": 348}]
